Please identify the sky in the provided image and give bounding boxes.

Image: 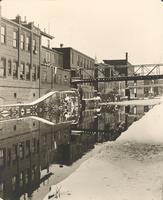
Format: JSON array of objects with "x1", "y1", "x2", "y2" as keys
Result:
[{"x1": 1, "y1": 0, "x2": 163, "y2": 64}]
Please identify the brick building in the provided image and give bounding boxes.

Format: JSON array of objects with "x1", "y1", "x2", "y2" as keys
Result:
[
  {"x1": 0, "y1": 5, "x2": 71, "y2": 105},
  {"x1": 40, "y1": 45, "x2": 71, "y2": 96},
  {"x1": 53, "y1": 47, "x2": 95, "y2": 99},
  {"x1": 0, "y1": 13, "x2": 41, "y2": 105},
  {"x1": 103, "y1": 53, "x2": 135, "y2": 100}
]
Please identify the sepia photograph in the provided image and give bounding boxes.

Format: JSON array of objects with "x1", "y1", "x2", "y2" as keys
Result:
[{"x1": 0, "y1": 0, "x2": 163, "y2": 199}]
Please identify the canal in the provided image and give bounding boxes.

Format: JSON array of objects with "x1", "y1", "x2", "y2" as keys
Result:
[{"x1": 0, "y1": 104, "x2": 155, "y2": 200}]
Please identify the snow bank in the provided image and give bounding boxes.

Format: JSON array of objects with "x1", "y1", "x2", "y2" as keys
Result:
[
  {"x1": 118, "y1": 102, "x2": 163, "y2": 143},
  {"x1": 43, "y1": 99, "x2": 163, "y2": 200}
]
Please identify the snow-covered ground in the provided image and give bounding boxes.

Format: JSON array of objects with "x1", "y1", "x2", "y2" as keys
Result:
[{"x1": 43, "y1": 98, "x2": 163, "y2": 200}]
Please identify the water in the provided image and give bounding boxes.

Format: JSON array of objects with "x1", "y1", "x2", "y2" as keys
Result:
[{"x1": 0, "y1": 104, "x2": 154, "y2": 200}]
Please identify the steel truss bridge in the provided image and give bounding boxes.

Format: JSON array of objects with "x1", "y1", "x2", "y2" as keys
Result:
[{"x1": 71, "y1": 63, "x2": 163, "y2": 84}]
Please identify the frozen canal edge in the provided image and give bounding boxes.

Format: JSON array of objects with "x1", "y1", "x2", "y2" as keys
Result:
[{"x1": 43, "y1": 99, "x2": 163, "y2": 200}]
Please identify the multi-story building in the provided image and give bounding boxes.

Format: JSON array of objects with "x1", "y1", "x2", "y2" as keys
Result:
[
  {"x1": 40, "y1": 45, "x2": 71, "y2": 96},
  {"x1": 0, "y1": 14, "x2": 41, "y2": 105},
  {"x1": 53, "y1": 46, "x2": 95, "y2": 99},
  {"x1": 0, "y1": 6, "x2": 71, "y2": 105},
  {"x1": 95, "y1": 63, "x2": 122, "y2": 101},
  {"x1": 103, "y1": 53, "x2": 135, "y2": 100}
]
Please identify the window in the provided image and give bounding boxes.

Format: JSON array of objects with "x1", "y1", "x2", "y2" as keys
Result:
[
  {"x1": 12, "y1": 144, "x2": 17, "y2": 161},
  {"x1": 13, "y1": 61, "x2": 18, "y2": 79},
  {"x1": 71, "y1": 52, "x2": 74, "y2": 65},
  {"x1": 46, "y1": 52, "x2": 50, "y2": 63},
  {"x1": 31, "y1": 139, "x2": 36, "y2": 153},
  {"x1": 26, "y1": 141, "x2": 30, "y2": 157},
  {"x1": 0, "y1": 58, "x2": 6, "y2": 77},
  {"x1": 77, "y1": 55, "x2": 79, "y2": 66},
  {"x1": 0, "y1": 182, "x2": 4, "y2": 194},
  {"x1": 84, "y1": 58, "x2": 86, "y2": 68},
  {"x1": 32, "y1": 65, "x2": 36, "y2": 81},
  {"x1": 19, "y1": 172, "x2": 23, "y2": 187},
  {"x1": 32, "y1": 39, "x2": 36, "y2": 51},
  {"x1": 7, "y1": 149, "x2": 11, "y2": 165},
  {"x1": 25, "y1": 64, "x2": 30, "y2": 80},
  {"x1": 1, "y1": 26, "x2": 5, "y2": 44},
  {"x1": 87, "y1": 60, "x2": 89, "y2": 69},
  {"x1": 13, "y1": 124, "x2": 17, "y2": 130},
  {"x1": 57, "y1": 74, "x2": 62, "y2": 84},
  {"x1": 13, "y1": 31, "x2": 18, "y2": 48},
  {"x1": 20, "y1": 34, "x2": 25, "y2": 50},
  {"x1": 20, "y1": 63, "x2": 25, "y2": 80},
  {"x1": 12, "y1": 176, "x2": 17, "y2": 191},
  {"x1": 24, "y1": 172, "x2": 28, "y2": 184},
  {"x1": 18, "y1": 143, "x2": 24, "y2": 159},
  {"x1": 31, "y1": 169, "x2": 35, "y2": 180},
  {"x1": 43, "y1": 135, "x2": 47, "y2": 145},
  {"x1": 47, "y1": 39, "x2": 50, "y2": 48},
  {"x1": 42, "y1": 71, "x2": 47, "y2": 82},
  {"x1": 37, "y1": 66, "x2": 40, "y2": 79},
  {"x1": 8, "y1": 60, "x2": 12, "y2": 76},
  {"x1": 0, "y1": 149, "x2": 4, "y2": 167},
  {"x1": 26, "y1": 36, "x2": 30, "y2": 51}
]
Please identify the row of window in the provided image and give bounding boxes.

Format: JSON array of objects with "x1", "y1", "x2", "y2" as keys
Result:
[
  {"x1": 1, "y1": 26, "x2": 37, "y2": 52},
  {"x1": 12, "y1": 166, "x2": 37, "y2": 191},
  {"x1": 44, "y1": 51, "x2": 63, "y2": 68},
  {"x1": 0, "y1": 58, "x2": 39, "y2": 81},
  {"x1": 0, "y1": 139, "x2": 39, "y2": 168},
  {"x1": 71, "y1": 52, "x2": 94, "y2": 69},
  {"x1": 0, "y1": 165, "x2": 39, "y2": 195}
]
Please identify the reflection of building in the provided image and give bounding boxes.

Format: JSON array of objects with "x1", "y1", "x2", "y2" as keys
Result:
[
  {"x1": 125, "y1": 105, "x2": 153, "y2": 127},
  {"x1": 0, "y1": 119, "x2": 72, "y2": 200},
  {"x1": 53, "y1": 47, "x2": 95, "y2": 99},
  {"x1": 0, "y1": 119, "x2": 40, "y2": 200},
  {"x1": 0, "y1": 116, "x2": 105, "y2": 200},
  {"x1": 57, "y1": 131, "x2": 96, "y2": 165}
]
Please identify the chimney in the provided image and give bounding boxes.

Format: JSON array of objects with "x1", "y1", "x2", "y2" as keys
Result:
[
  {"x1": 125, "y1": 52, "x2": 128, "y2": 62},
  {"x1": 15, "y1": 15, "x2": 21, "y2": 24},
  {"x1": 60, "y1": 43, "x2": 63, "y2": 48}
]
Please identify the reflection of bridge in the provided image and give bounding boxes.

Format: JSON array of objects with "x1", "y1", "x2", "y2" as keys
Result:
[{"x1": 72, "y1": 127, "x2": 126, "y2": 141}]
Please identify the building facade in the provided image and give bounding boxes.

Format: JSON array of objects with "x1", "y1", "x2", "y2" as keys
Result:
[
  {"x1": 103, "y1": 53, "x2": 135, "y2": 100},
  {"x1": 40, "y1": 46, "x2": 71, "y2": 96},
  {"x1": 0, "y1": 8, "x2": 71, "y2": 105},
  {"x1": 53, "y1": 47, "x2": 95, "y2": 99},
  {"x1": 0, "y1": 14, "x2": 41, "y2": 105}
]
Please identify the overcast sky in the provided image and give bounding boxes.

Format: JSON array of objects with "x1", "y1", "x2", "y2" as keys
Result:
[{"x1": 1, "y1": 0, "x2": 163, "y2": 64}]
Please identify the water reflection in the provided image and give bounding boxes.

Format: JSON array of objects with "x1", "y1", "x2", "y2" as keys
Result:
[{"x1": 0, "y1": 105, "x2": 153, "y2": 200}]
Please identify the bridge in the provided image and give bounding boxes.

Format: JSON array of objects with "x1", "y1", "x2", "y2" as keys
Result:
[
  {"x1": 71, "y1": 63, "x2": 163, "y2": 84},
  {"x1": 71, "y1": 74, "x2": 163, "y2": 84}
]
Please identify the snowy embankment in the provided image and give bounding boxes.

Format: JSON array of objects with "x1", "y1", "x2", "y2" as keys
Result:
[{"x1": 43, "y1": 98, "x2": 163, "y2": 200}]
